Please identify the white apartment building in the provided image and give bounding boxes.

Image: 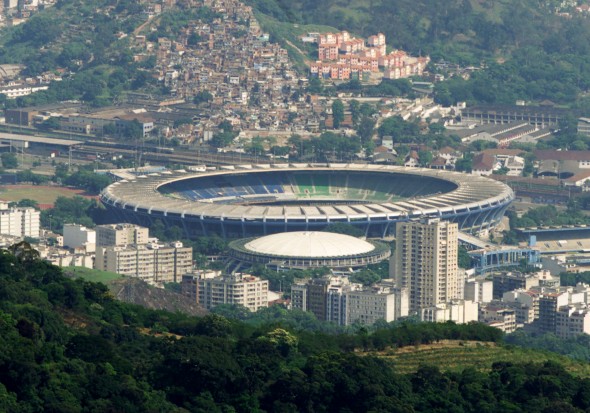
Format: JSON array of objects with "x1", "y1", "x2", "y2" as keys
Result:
[
  {"x1": 556, "y1": 304, "x2": 590, "y2": 339},
  {"x1": 420, "y1": 300, "x2": 478, "y2": 324},
  {"x1": 0, "y1": 201, "x2": 40, "y2": 238},
  {"x1": 63, "y1": 223, "x2": 96, "y2": 252},
  {"x1": 395, "y1": 218, "x2": 460, "y2": 312},
  {"x1": 95, "y1": 223, "x2": 149, "y2": 247},
  {"x1": 345, "y1": 286, "x2": 408, "y2": 326},
  {"x1": 479, "y1": 304, "x2": 517, "y2": 333},
  {"x1": 182, "y1": 272, "x2": 269, "y2": 312},
  {"x1": 464, "y1": 277, "x2": 493, "y2": 303},
  {"x1": 95, "y1": 241, "x2": 192, "y2": 284}
]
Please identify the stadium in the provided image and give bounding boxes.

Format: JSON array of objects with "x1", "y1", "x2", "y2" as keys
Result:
[
  {"x1": 227, "y1": 231, "x2": 392, "y2": 270},
  {"x1": 100, "y1": 163, "x2": 514, "y2": 239}
]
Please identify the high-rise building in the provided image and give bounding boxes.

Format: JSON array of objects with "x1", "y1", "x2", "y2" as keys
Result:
[
  {"x1": 0, "y1": 201, "x2": 39, "y2": 238},
  {"x1": 181, "y1": 272, "x2": 269, "y2": 312},
  {"x1": 95, "y1": 223, "x2": 149, "y2": 247},
  {"x1": 394, "y1": 218, "x2": 460, "y2": 312}
]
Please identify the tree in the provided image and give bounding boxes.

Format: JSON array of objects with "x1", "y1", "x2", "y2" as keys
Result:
[
  {"x1": 458, "y1": 246, "x2": 472, "y2": 268},
  {"x1": 356, "y1": 117, "x2": 376, "y2": 144},
  {"x1": 193, "y1": 90, "x2": 213, "y2": 105},
  {"x1": 11, "y1": 199, "x2": 38, "y2": 209},
  {"x1": 1, "y1": 153, "x2": 18, "y2": 169},
  {"x1": 455, "y1": 155, "x2": 473, "y2": 173},
  {"x1": 38, "y1": 117, "x2": 61, "y2": 131},
  {"x1": 123, "y1": 120, "x2": 144, "y2": 140},
  {"x1": 349, "y1": 99, "x2": 361, "y2": 125},
  {"x1": 418, "y1": 150, "x2": 433, "y2": 167},
  {"x1": 332, "y1": 99, "x2": 345, "y2": 129}
]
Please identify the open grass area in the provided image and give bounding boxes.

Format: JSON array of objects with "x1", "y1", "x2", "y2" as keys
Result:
[
  {"x1": 0, "y1": 185, "x2": 93, "y2": 206},
  {"x1": 63, "y1": 267, "x2": 124, "y2": 284},
  {"x1": 371, "y1": 341, "x2": 590, "y2": 378}
]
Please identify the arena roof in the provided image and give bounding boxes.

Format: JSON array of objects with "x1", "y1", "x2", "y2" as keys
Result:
[
  {"x1": 101, "y1": 163, "x2": 514, "y2": 222},
  {"x1": 243, "y1": 231, "x2": 375, "y2": 258}
]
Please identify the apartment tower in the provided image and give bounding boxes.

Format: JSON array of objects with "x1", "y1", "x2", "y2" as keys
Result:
[{"x1": 394, "y1": 218, "x2": 460, "y2": 312}]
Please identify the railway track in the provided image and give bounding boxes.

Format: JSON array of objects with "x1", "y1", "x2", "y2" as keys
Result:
[{"x1": 75, "y1": 144, "x2": 280, "y2": 166}]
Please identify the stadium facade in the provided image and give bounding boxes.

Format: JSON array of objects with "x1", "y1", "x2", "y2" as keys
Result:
[{"x1": 100, "y1": 164, "x2": 514, "y2": 239}]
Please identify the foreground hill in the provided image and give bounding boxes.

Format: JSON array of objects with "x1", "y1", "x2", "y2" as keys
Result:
[{"x1": 3, "y1": 244, "x2": 590, "y2": 411}]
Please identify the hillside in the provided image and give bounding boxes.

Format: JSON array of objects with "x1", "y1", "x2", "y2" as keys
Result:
[
  {"x1": 64, "y1": 267, "x2": 207, "y2": 316},
  {"x1": 4, "y1": 245, "x2": 590, "y2": 411},
  {"x1": 248, "y1": 0, "x2": 590, "y2": 107},
  {"x1": 0, "y1": 0, "x2": 156, "y2": 108},
  {"x1": 371, "y1": 340, "x2": 590, "y2": 377},
  {"x1": 107, "y1": 278, "x2": 207, "y2": 316}
]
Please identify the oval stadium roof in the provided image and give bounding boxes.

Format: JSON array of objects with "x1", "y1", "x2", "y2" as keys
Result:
[{"x1": 243, "y1": 231, "x2": 375, "y2": 258}]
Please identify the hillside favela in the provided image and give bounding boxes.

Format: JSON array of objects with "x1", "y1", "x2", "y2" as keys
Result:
[{"x1": 7, "y1": 0, "x2": 590, "y2": 411}]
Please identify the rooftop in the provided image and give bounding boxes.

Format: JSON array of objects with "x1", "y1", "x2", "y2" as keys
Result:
[{"x1": 243, "y1": 231, "x2": 375, "y2": 258}]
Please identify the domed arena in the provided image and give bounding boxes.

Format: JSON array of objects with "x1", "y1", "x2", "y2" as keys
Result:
[
  {"x1": 227, "y1": 231, "x2": 391, "y2": 270},
  {"x1": 100, "y1": 163, "x2": 514, "y2": 239}
]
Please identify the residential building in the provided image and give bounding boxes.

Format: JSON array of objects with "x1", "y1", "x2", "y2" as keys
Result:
[
  {"x1": 394, "y1": 218, "x2": 460, "y2": 312},
  {"x1": 502, "y1": 290, "x2": 538, "y2": 325},
  {"x1": 539, "y1": 289, "x2": 579, "y2": 334},
  {"x1": 479, "y1": 304, "x2": 517, "y2": 333},
  {"x1": 492, "y1": 270, "x2": 557, "y2": 299},
  {"x1": 556, "y1": 304, "x2": 590, "y2": 338},
  {"x1": 0, "y1": 201, "x2": 39, "y2": 238},
  {"x1": 181, "y1": 272, "x2": 268, "y2": 312},
  {"x1": 345, "y1": 285, "x2": 408, "y2": 326},
  {"x1": 471, "y1": 153, "x2": 495, "y2": 176},
  {"x1": 291, "y1": 275, "x2": 407, "y2": 326},
  {"x1": 62, "y1": 224, "x2": 96, "y2": 252},
  {"x1": 95, "y1": 241, "x2": 192, "y2": 284},
  {"x1": 464, "y1": 277, "x2": 493, "y2": 303},
  {"x1": 420, "y1": 300, "x2": 478, "y2": 324},
  {"x1": 95, "y1": 223, "x2": 150, "y2": 247},
  {"x1": 291, "y1": 275, "x2": 359, "y2": 322}
]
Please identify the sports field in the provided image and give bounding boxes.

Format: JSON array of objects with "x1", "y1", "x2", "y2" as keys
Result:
[{"x1": 0, "y1": 185, "x2": 94, "y2": 206}]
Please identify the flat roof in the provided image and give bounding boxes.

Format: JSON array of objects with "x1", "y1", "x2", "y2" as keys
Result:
[{"x1": 0, "y1": 132, "x2": 83, "y2": 147}]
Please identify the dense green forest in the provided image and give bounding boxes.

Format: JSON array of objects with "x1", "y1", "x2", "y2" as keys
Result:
[{"x1": 4, "y1": 243, "x2": 590, "y2": 411}]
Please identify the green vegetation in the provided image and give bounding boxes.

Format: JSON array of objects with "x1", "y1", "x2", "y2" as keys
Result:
[
  {"x1": 248, "y1": 0, "x2": 590, "y2": 107},
  {"x1": 3, "y1": 244, "x2": 590, "y2": 411},
  {"x1": 0, "y1": 185, "x2": 90, "y2": 205},
  {"x1": 40, "y1": 196, "x2": 100, "y2": 231},
  {"x1": 255, "y1": 13, "x2": 338, "y2": 72},
  {"x1": 288, "y1": 132, "x2": 362, "y2": 161},
  {"x1": 0, "y1": 153, "x2": 18, "y2": 169},
  {"x1": 381, "y1": 340, "x2": 590, "y2": 376},
  {"x1": 509, "y1": 204, "x2": 590, "y2": 228},
  {"x1": 0, "y1": 0, "x2": 155, "y2": 108},
  {"x1": 507, "y1": 331, "x2": 590, "y2": 363},
  {"x1": 561, "y1": 271, "x2": 590, "y2": 288},
  {"x1": 63, "y1": 267, "x2": 124, "y2": 284}
]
